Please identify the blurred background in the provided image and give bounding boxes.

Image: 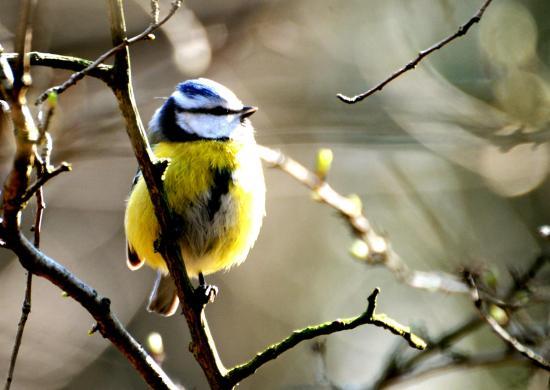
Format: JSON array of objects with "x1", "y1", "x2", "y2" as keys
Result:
[{"x1": 0, "y1": 0, "x2": 549, "y2": 388}]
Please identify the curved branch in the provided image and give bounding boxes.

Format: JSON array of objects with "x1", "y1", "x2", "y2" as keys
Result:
[
  {"x1": 258, "y1": 146, "x2": 468, "y2": 294},
  {"x1": 8, "y1": 233, "x2": 178, "y2": 389},
  {"x1": 226, "y1": 288, "x2": 426, "y2": 386},
  {"x1": 337, "y1": 0, "x2": 494, "y2": 104}
]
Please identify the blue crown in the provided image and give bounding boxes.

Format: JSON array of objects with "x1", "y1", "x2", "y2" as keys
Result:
[{"x1": 177, "y1": 80, "x2": 220, "y2": 100}]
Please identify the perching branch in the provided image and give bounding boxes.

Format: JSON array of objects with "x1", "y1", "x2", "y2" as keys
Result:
[
  {"x1": 105, "y1": 1, "x2": 229, "y2": 389},
  {"x1": 466, "y1": 272, "x2": 550, "y2": 371},
  {"x1": 258, "y1": 145, "x2": 468, "y2": 294},
  {"x1": 226, "y1": 288, "x2": 426, "y2": 386},
  {"x1": 337, "y1": 0, "x2": 494, "y2": 104},
  {"x1": 35, "y1": 0, "x2": 183, "y2": 104}
]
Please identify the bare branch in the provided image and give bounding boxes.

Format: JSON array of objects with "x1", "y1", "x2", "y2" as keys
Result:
[
  {"x1": 0, "y1": 3, "x2": 176, "y2": 386},
  {"x1": 18, "y1": 162, "x2": 72, "y2": 204},
  {"x1": 337, "y1": 0, "x2": 494, "y2": 104},
  {"x1": 378, "y1": 350, "x2": 524, "y2": 389},
  {"x1": 466, "y1": 272, "x2": 550, "y2": 371},
  {"x1": 4, "y1": 52, "x2": 112, "y2": 83},
  {"x1": 35, "y1": 0, "x2": 183, "y2": 104},
  {"x1": 372, "y1": 254, "x2": 550, "y2": 388},
  {"x1": 226, "y1": 288, "x2": 426, "y2": 386},
  {"x1": 4, "y1": 272, "x2": 32, "y2": 390},
  {"x1": 8, "y1": 234, "x2": 178, "y2": 389},
  {"x1": 259, "y1": 146, "x2": 468, "y2": 294}
]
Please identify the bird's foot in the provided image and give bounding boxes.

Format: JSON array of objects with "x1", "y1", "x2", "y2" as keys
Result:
[{"x1": 194, "y1": 272, "x2": 218, "y2": 308}]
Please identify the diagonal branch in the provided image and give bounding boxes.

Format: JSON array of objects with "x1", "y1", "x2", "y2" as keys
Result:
[
  {"x1": 8, "y1": 234, "x2": 178, "y2": 389},
  {"x1": 258, "y1": 145, "x2": 468, "y2": 294},
  {"x1": 337, "y1": 0, "x2": 494, "y2": 104},
  {"x1": 466, "y1": 272, "x2": 550, "y2": 371},
  {"x1": 18, "y1": 162, "x2": 71, "y2": 204},
  {"x1": 35, "y1": 0, "x2": 182, "y2": 104},
  {"x1": 225, "y1": 288, "x2": 426, "y2": 386},
  {"x1": 379, "y1": 350, "x2": 524, "y2": 389},
  {"x1": 372, "y1": 253, "x2": 550, "y2": 388}
]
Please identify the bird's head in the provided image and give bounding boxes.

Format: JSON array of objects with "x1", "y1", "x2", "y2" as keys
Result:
[{"x1": 148, "y1": 78, "x2": 257, "y2": 143}]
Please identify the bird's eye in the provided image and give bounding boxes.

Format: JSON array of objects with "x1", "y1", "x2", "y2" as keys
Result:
[{"x1": 209, "y1": 106, "x2": 233, "y2": 115}]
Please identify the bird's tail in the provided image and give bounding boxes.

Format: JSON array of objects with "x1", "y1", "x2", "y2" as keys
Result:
[{"x1": 147, "y1": 271, "x2": 179, "y2": 316}]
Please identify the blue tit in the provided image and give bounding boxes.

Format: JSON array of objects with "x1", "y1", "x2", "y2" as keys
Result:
[{"x1": 124, "y1": 78, "x2": 265, "y2": 316}]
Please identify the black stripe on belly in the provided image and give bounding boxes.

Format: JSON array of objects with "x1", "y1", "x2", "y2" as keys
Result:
[{"x1": 207, "y1": 168, "x2": 232, "y2": 220}]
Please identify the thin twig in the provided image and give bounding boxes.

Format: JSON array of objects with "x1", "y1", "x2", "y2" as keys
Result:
[
  {"x1": 4, "y1": 271, "x2": 32, "y2": 390},
  {"x1": 258, "y1": 145, "x2": 468, "y2": 294},
  {"x1": 18, "y1": 162, "x2": 71, "y2": 204},
  {"x1": 4, "y1": 52, "x2": 112, "y2": 84},
  {"x1": 466, "y1": 273, "x2": 550, "y2": 371},
  {"x1": 371, "y1": 254, "x2": 550, "y2": 388},
  {"x1": 226, "y1": 288, "x2": 426, "y2": 386},
  {"x1": 35, "y1": 0, "x2": 183, "y2": 104},
  {"x1": 376, "y1": 350, "x2": 523, "y2": 389},
  {"x1": 337, "y1": 0, "x2": 494, "y2": 104}
]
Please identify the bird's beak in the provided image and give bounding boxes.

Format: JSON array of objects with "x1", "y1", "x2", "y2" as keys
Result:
[{"x1": 240, "y1": 106, "x2": 258, "y2": 119}]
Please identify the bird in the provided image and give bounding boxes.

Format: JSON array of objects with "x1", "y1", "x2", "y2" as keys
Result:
[{"x1": 124, "y1": 78, "x2": 265, "y2": 316}]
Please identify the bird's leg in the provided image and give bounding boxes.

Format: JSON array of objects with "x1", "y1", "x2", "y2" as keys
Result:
[{"x1": 194, "y1": 272, "x2": 218, "y2": 307}]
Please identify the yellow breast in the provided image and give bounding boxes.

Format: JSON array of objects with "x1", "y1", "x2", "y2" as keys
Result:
[{"x1": 124, "y1": 140, "x2": 265, "y2": 277}]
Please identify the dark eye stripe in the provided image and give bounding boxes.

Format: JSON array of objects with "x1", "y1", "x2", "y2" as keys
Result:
[{"x1": 175, "y1": 106, "x2": 241, "y2": 116}]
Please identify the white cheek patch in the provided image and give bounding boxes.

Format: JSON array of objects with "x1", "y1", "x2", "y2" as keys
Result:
[{"x1": 176, "y1": 112, "x2": 244, "y2": 139}]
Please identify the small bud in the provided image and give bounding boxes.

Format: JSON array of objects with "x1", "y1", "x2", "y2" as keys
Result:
[
  {"x1": 61, "y1": 291, "x2": 69, "y2": 298},
  {"x1": 46, "y1": 91, "x2": 58, "y2": 108},
  {"x1": 346, "y1": 194, "x2": 362, "y2": 215},
  {"x1": 147, "y1": 33, "x2": 156, "y2": 40},
  {"x1": 349, "y1": 239, "x2": 369, "y2": 259},
  {"x1": 310, "y1": 191, "x2": 321, "y2": 201},
  {"x1": 482, "y1": 268, "x2": 498, "y2": 290},
  {"x1": 147, "y1": 332, "x2": 164, "y2": 355},
  {"x1": 315, "y1": 148, "x2": 333, "y2": 180},
  {"x1": 489, "y1": 305, "x2": 509, "y2": 325},
  {"x1": 370, "y1": 235, "x2": 387, "y2": 253}
]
